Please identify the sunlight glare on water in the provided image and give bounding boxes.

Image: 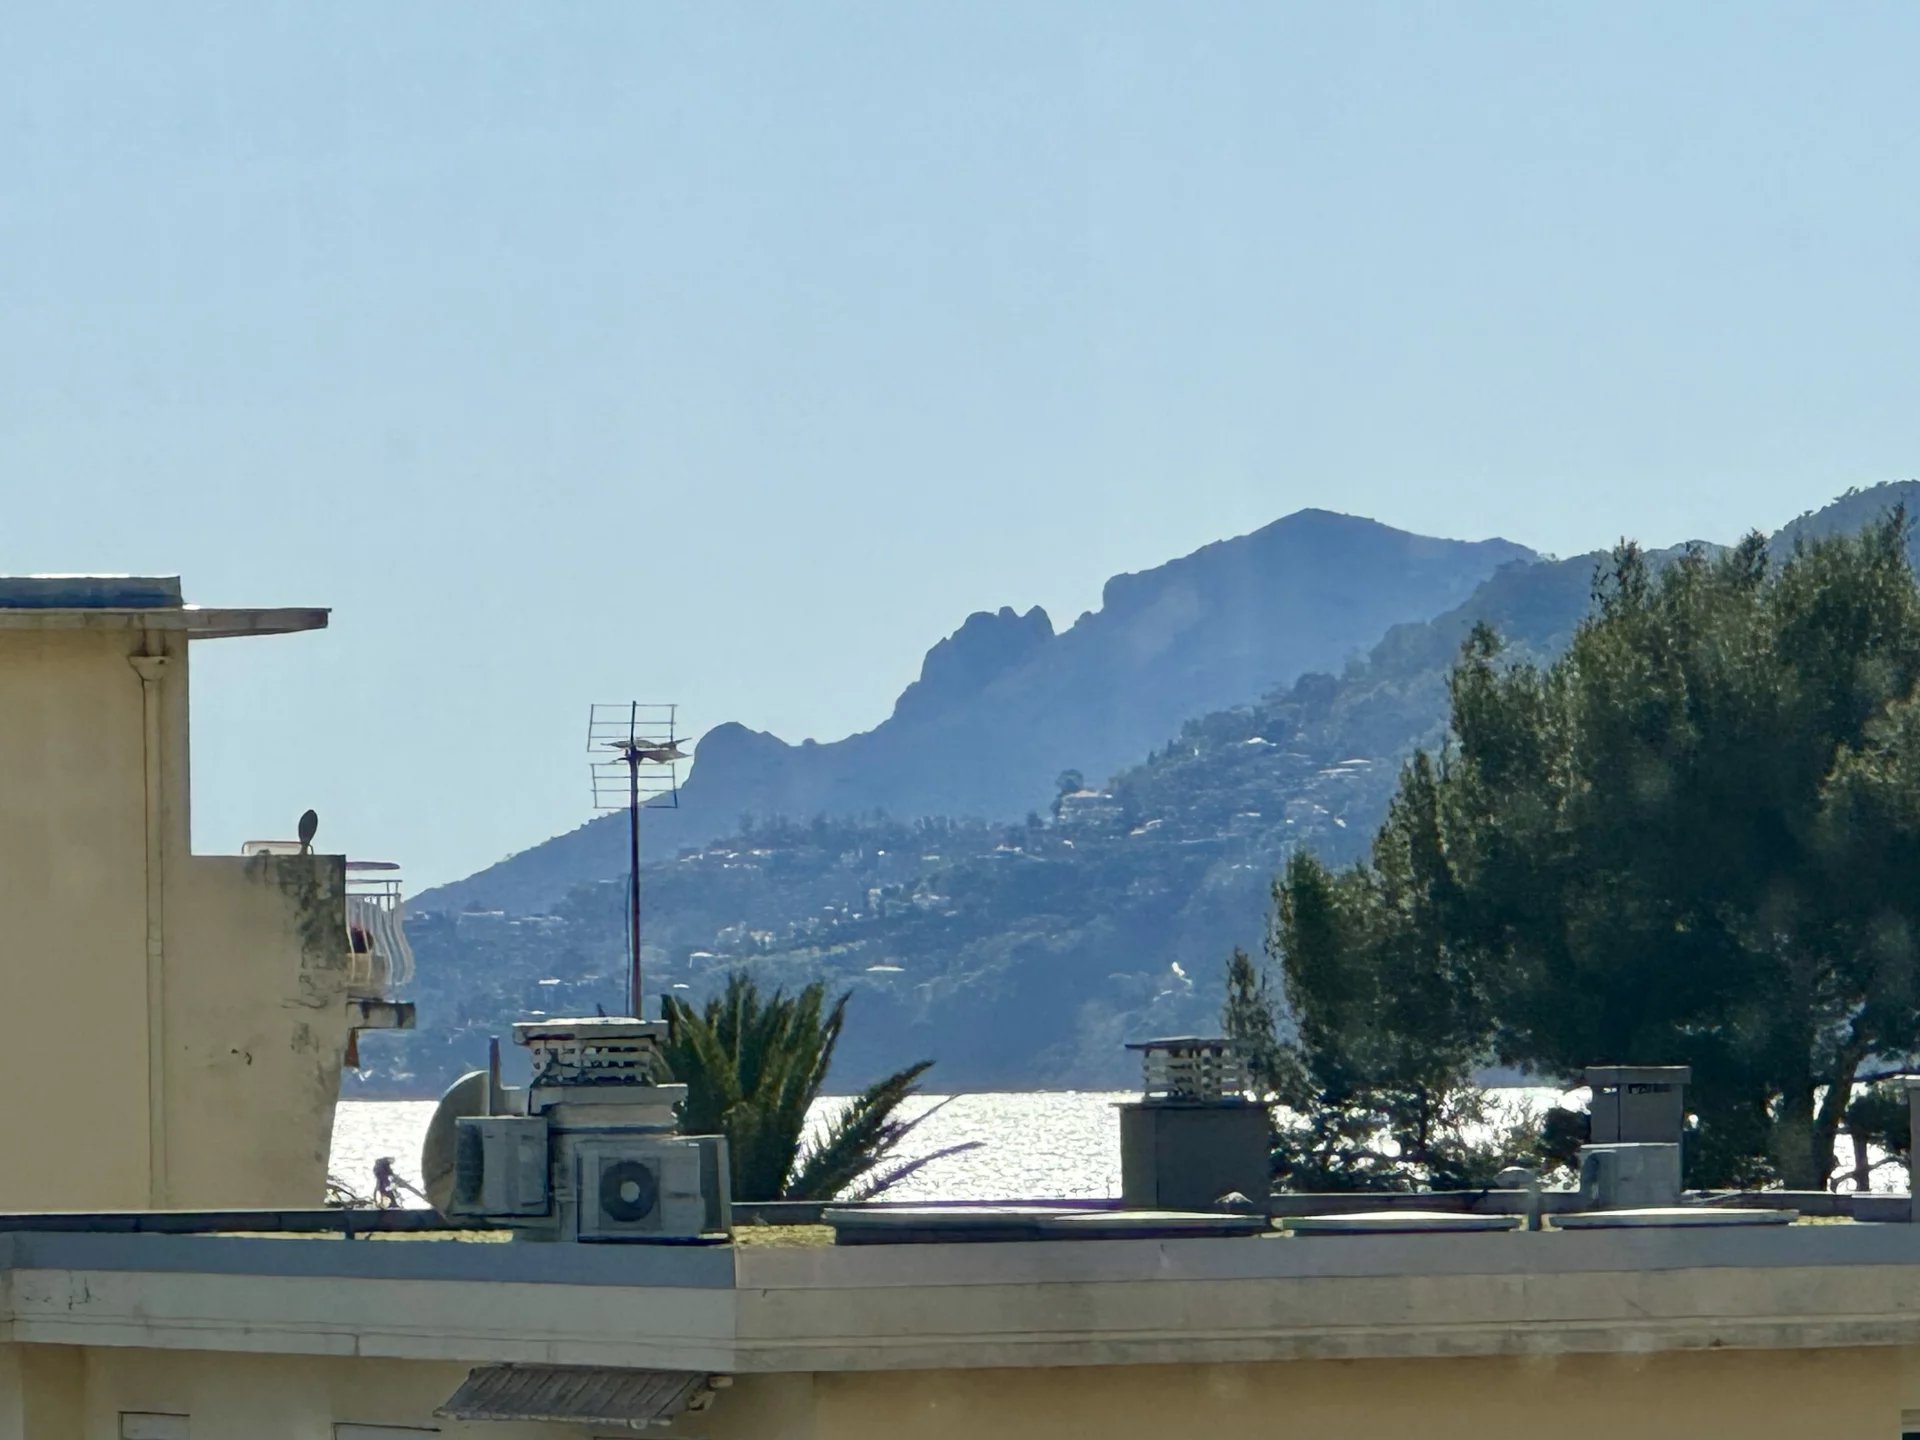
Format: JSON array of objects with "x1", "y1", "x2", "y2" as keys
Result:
[
  {"x1": 329, "y1": 1086, "x2": 1906, "y2": 1206},
  {"x1": 330, "y1": 1092, "x2": 1135, "y2": 1206}
]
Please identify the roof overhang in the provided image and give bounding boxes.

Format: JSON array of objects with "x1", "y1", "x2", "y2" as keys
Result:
[
  {"x1": 437, "y1": 1365, "x2": 727, "y2": 1427},
  {"x1": 0, "y1": 606, "x2": 328, "y2": 639}
]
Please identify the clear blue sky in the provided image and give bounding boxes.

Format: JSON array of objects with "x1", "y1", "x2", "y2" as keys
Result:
[{"x1": 6, "y1": 4, "x2": 1920, "y2": 888}]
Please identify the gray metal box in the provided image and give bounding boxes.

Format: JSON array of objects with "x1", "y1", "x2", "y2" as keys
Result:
[
  {"x1": 1578, "y1": 1142, "x2": 1682, "y2": 1209},
  {"x1": 1587, "y1": 1065, "x2": 1691, "y2": 1145},
  {"x1": 1118, "y1": 1101, "x2": 1270, "y2": 1211}
]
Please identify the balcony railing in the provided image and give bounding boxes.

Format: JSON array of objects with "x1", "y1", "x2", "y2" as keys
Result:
[
  {"x1": 347, "y1": 869, "x2": 414, "y2": 996},
  {"x1": 240, "y1": 842, "x2": 415, "y2": 999}
]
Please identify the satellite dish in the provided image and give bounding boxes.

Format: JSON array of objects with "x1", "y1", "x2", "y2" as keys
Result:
[
  {"x1": 420, "y1": 1069, "x2": 489, "y2": 1217},
  {"x1": 297, "y1": 809, "x2": 319, "y2": 853}
]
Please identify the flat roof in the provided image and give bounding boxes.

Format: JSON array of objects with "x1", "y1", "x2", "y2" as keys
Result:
[
  {"x1": 0, "y1": 606, "x2": 327, "y2": 638},
  {"x1": 0, "y1": 576, "x2": 327, "y2": 638},
  {"x1": 0, "y1": 575, "x2": 183, "y2": 608}
]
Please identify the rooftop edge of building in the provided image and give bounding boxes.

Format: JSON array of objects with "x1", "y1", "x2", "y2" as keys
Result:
[
  {"x1": 0, "y1": 574, "x2": 185, "y2": 608},
  {"x1": 0, "y1": 575, "x2": 326, "y2": 637},
  {"x1": 12, "y1": 1218, "x2": 1920, "y2": 1375}
]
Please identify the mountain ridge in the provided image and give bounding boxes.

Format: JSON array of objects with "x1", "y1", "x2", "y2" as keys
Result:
[
  {"x1": 417, "y1": 508, "x2": 1532, "y2": 916},
  {"x1": 359, "y1": 484, "x2": 1920, "y2": 1097}
]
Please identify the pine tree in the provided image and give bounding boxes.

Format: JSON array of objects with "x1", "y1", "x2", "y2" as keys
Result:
[{"x1": 1272, "y1": 512, "x2": 1920, "y2": 1188}]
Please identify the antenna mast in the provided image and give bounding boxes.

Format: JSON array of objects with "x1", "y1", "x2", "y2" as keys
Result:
[{"x1": 588, "y1": 702, "x2": 684, "y2": 1018}]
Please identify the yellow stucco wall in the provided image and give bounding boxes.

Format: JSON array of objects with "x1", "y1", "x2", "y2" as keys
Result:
[
  {"x1": 164, "y1": 854, "x2": 351, "y2": 1208},
  {"x1": 0, "y1": 1348, "x2": 556, "y2": 1440},
  {"x1": 0, "y1": 629, "x2": 158, "y2": 1206},
  {"x1": 0, "y1": 1345, "x2": 813, "y2": 1440},
  {"x1": 0, "y1": 623, "x2": 355, "y2": 1212},
  {"x1": 1, "y1": 1342, "x2": 1918, "y2": 1440},
  {"x1": 0, "y1": 1345, "x2": 85, "y2": 1440},
  {"x1": 811, "y1": 1348, "x2": 1919, "y2": 1440}
]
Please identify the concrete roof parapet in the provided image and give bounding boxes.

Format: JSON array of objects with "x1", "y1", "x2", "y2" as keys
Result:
[{"x1": 12, "y1": 1222, "x2": 1920, "y2": 1374}]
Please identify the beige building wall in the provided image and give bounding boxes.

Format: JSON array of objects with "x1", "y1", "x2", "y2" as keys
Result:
[
  {"x1": 0, "y1": 611, "x2": 361, "y2": 1212},
  {"x1": 814, "y1": 1349, "x2": 1917, "y2": 1440},
  {"x1": 0, "y1": 1345, "x2": 85, "y2": 1440},
  {"x1": 1, "y1": 1349, "x2": 571, "y2": 1440},
  {"x1": 0, "y1": 1348, "x2": 811, "y2": 1440},
  {"x1": 164, "y1": 854, "x2": 353, "y2": 1207},
  {"x1": 0, "y1": 628, "x2": 157, "y2": 1206},
  {"x1": 0, "y1": 1342, "x2": 1916, "y2": 1440}
]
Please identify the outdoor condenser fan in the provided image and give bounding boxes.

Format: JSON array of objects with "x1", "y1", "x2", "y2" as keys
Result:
[{"x1": 599, "y1": 1159, "x2": 661, "y2": 1225}]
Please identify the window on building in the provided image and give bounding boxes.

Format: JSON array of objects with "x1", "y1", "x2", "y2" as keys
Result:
[{"x1": 120, "y1": 1417, "x2": 189, "y2": 1440}]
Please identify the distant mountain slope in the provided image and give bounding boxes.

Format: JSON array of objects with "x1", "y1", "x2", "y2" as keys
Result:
[
  {"x1": 367, "y1": 486, "x2": 1920, "y2": 1096},
  {"x1": 1775, "y1": 480, "x2": 1920, "y2": 547},
  {"x1": 371, "y1": 543, "x2": 1592, "y2": 1095},
  {"x1": 419, "y1": 510, "x2": 1532, "y2": 915}
]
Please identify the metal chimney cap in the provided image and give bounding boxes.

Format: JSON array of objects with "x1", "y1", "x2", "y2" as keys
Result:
[
  {"x1": 513, "y1": 1018, "x2": 668, "y2": 1044},
  {"x1": 1585, "y1": 1065, "x2": 1692, "y2": 1087}
]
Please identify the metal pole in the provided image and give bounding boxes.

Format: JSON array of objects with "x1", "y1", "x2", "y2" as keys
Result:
[{"x1": 627, "y1": 752, "x2": 642, "y2": 1019}]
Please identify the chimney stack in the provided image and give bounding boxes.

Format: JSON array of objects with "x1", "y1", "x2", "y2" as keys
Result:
[{"x1": 1117, "y1": 1037, "x2": 1269, "y2": 1212}]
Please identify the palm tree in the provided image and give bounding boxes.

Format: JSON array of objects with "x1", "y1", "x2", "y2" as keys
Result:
[{"x1": 659, "y1": 973, "x2": 975, "y2": 1202}]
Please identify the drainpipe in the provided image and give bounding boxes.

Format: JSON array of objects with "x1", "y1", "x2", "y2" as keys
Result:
[
  {"x1": 1906, "y1": 1078, "x2": 1920, "y2": 1223},
  {"x1": 129, "y1": 648, "x2": 170, "y2": 1207}
]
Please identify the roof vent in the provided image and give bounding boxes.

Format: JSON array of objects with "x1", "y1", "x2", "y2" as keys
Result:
[
  {"x1": 515, "y1": 1017, "x2": 665, "y2": 1088},
  {"x1": 1118, "y1": 1036, "x2": 1267, "y2": 1212},
  {"x1": 437, "y1": 1366, "x2": 727, "y2": 1427},
  {"x1": 1127, "y1": 1036, "x2": 1248, "y2": 1103}
]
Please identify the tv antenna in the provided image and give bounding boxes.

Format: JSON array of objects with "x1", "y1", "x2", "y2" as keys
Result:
[{"x1": 588, "y1": 702, "x2": 686, "y2": 1019}]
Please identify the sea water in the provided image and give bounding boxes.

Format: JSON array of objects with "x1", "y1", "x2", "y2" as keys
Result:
[
  {"x1": 330, "y1": 1091, "x2": 1135, "y2": 1205},
  {"x1": 332, "y1": 1088, "x2": 1561, "y2": 1205},
  {"x1": 330, "y1": 1087, "x2": 1901, "y2": 1205}
]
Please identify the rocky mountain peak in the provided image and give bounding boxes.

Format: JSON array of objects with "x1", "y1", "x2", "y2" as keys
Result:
[{"x1": 894, "y1": 605, "x2": 1055, "y2": 720}]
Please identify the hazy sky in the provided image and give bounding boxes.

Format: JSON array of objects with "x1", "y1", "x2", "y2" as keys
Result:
[{"x1": 7, "y1": 4, "x2": 1920, "y2": 888}]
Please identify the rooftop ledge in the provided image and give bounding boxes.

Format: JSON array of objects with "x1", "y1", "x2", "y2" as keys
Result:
[
  {"x1": 11, "y1": 1222, "x2": 1920, "y2": 1373},
  {"x1": 0, "y1": 576, "x2": 326, "y2": 638},
  {"x1": 0, "y1": 605, "x2": 327, "y2": 638}
]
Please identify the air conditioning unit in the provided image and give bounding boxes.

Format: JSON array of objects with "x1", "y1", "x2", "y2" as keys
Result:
[
  {"x1": 449, "y1": 1116, "x2": 551, "y2": 1219},
  {"x1": 574, "y1": 1135, "x2": 730, "y2": 1242}
]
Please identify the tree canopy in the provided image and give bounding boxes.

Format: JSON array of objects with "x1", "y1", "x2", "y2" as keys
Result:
[{"x1": 1266, "y1": 513, "x2": 1920, "y2": 1188}]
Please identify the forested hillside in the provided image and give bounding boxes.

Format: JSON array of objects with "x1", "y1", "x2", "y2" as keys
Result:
[
  {"x1": 357, "y1": 485, "x2": 1920, "y2": 1097},
  {"x1": 360, "y1": 533, "x2": 1590, "y2": 1092},
  {"x1": 419, "y1": 510, "x2": 1530, "y2": 917}
]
